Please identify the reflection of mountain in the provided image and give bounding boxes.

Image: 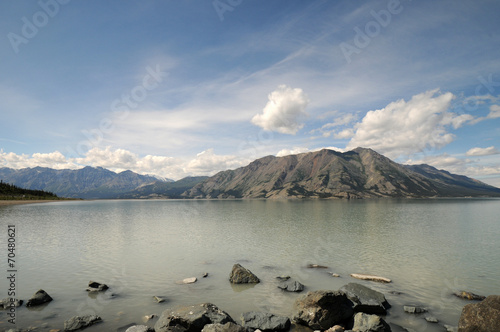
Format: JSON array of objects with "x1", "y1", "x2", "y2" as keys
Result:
[
  {"x1": 0, "y1": 166, "x2": 172, "y2": 199},
  {"x1": 183, "y1": 147, "x2": 500, "y2": 199}
]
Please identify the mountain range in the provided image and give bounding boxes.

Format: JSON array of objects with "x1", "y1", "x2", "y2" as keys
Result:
[{"x1": 1, "y1": 148, "x2": 499, "y2": 199}]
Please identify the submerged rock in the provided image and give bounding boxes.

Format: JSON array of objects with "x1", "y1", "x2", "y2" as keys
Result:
[
  {"x1": 350, "y1": 273, "x2": 391, "y2": 283},
  {"x1": 351, "y1": 312, "x2": 391, "y2": 332},
  {"x1": 26, "y1": 289, "x2": 53, "y2": 307},
  {"x1": 154, "y1": 296, "x2": 166, "y2": 303},
  {"x1": 201, "y1": 322, "x2": 246, "y2": 332},
  {"x1": 293, "y1": 290, "x2": 354, "y2": 330},
  {"x1": 458, "y1": 295, "x2": 500, "y2": 332},
  {"x1": 240, "y1": 312, "x2": 291, "y2": 331},
  {"x1": 86, "y1": 281, "x2": 109, "y2": 292},
  {"x1": 277, "y1": 279, "x2": 305, "y2": 292},
  {"x1": 229, "y1": 264, "x2": 260, "y2": 284},
  {"x1": 63, "y1": 315, "x2": 102, "y2": 331},
  {"x1": 125, "y1": 326, "x2": 154, "y2": 332},
  {"x1": 307, "y1": 264, "x2": 328, "y2": 269},
  {"x1": 155, "y1": 303, "x2": 234, "y2": 332},
  {"x1": 183, "y1": 277, "x2": 198, "y2": 284},
  {"x1": 403, "y1": 305, "x2": 427, "y2": 314},
  {"x1": 340, "y1": 283, "x2": 390, "y2": 315},
  {"x1": 454, "y1": 291, "x2": 486, "y2": 301},
  {"x1": 0, "y1": 297, "x2": 23, "y2": 309}
]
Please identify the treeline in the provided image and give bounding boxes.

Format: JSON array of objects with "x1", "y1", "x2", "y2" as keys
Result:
[{"x1": 0, "y1": 180, "x2": 58, "y2": 200}]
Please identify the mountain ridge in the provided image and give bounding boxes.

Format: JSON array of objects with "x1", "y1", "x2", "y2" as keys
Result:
[{"x1": 182, "y1": 147, "x2": 500, "y2": 199}]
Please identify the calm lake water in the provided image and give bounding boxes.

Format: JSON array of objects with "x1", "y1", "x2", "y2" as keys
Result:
[{"x1": 1, "y1": 199, "x2": 499, "y2": 331}]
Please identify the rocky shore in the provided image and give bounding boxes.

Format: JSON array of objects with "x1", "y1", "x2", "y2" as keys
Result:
[{"x1": 1, "y1": 265, "x2": 497, "y2": 332}]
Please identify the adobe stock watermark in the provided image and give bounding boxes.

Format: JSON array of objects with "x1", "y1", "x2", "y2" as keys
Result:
[
  {"x1": 340, "y1": 0, "x2": 407, "y2": 64},
  {"x1": 213, "y1": 0, "x2": 243, "y2": 22},
  {"x1": 66, "y1": 64, "x2": 167, "y2": 158},
  {"x1": 7, "y1": 0, "x2": 71, "y2": 54}
]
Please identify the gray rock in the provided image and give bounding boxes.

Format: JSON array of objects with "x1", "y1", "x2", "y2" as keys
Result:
[
  {"x1": 0, "y1": 297, "x2": 23, "y2": 309},
  {"x1": 424, "y1": 316, "x2": 438, "y2": 323},
  {"x1": 155, "y1": 303, "x2": 234, "y2": 332},
  {"x1": 183, "y1": 277, "x2": 198, "y2": 284},
  {"x1": 454, "y1": 291, "x2": 486, "y2": 301},
  {"x1": 351, "y1": 313, "x2": 391, "y2": 332},
  {"x1": 293, "y1": 290, "x2": 354, "y2": 330},
  {"x1": 63, "y1": 315, "x2": 102, "y2": 331},
  {"x1": 307, "y1": 264, "x2": 328, "y2": 269},
  {"x1": 277, "y1": 279, "x2": 305, "y2": 292},
  {"x1": 458, "y1": 295, "x2": 500, "y2": 332},
  {"x1": 340, "y1": 283, "x2": 390, "y2": 315},
  {"x1": 125, "y1": 325, "x2": 154, "y2": 332},
  {"x1": 202, "y1": 322, "x2": 247, "y2": 332},
  {"x1": 403, "y1": 305, "x2": 427, "y2": 314},
  {"x1": 443, "y1": 325, "x2": 457, "y2": 332},
  {"x1": 26, "y1": 289, "x2": 53, "y2": 307},
  {"x1": 276, "y1": 275, "x2": 290, "y2": 281},
  {"x1": 154, "y1": 296, "x2": 167, "y2": 303},
  {"x1": 240, "y1": 312, "x2": 291, "y2": 331},
  {"x1": 229, "y1": 264, "x2": 260, "y2": 284},
  {"x1": 86, "y1": 280, "x2": 109, "y2": 292}
]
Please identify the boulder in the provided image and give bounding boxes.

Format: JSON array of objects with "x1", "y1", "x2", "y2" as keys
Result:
[
  {"x1": 293, "y1": 290, "x2": 354, "y2": 330},
  {"x1": 458, "y1": 295, "x2": 500, "y2": 331},
  {"x1": 454, "y1": 291, "x2": 486, "y2": 301},
  {"x1": 26, "y1": 289, "x2": 53, "y2": 307},
  {"x1": 351, "y1": 313, "x2": 391, "y2": 332},
  {"x1": 201, "y1": 322, "x2": 247, "y2": 332},
  {"x1": 340, "y1": 283, "x2": 390, "y2": 315},
  {"x1": 63, "y1": 315, "x2": 102, "y2": 331},
  {"x1": 240, "y1": 312, "x2": 291, "y2": 331},
  {"x1": 155, "y1": 303, "x2": 234, "y2": 332},
  {"x1": 125, "y1": 326, "x2": 154, "y2": 332},
  {"x1": 403, "y1": 305, "x2": 427, "y2": 314},
  {"x1": 86, "y1": 281, "x2": 109, "y2": 292},
  {"x1": 229, "y1": 264, "x2": 260, "y2": 284},
  {"x1": 277, "y1": 279, "x2": 305, "y2": 292},
  {"x1": 0, "y1": 297, "x2": 23, "y2": 309}
]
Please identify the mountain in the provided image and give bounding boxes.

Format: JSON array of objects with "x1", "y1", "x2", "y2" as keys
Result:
[
  {"x1": 118, "y1": 176, "x2": 209, "y2": 199},
  {"x1": 0, "y1": 166, "x2": 171, "y2": 199},
  {"x1": 183, "y1": 147, "x2": 500, "y2": 199},
  {"x1": 0, "y1": 180, "x2": 59, "y2": 200}
]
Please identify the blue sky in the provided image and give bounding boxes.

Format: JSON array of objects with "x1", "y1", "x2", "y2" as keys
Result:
[{"x1": 1, "y1": 0, "x2": 500, "y2": 186}]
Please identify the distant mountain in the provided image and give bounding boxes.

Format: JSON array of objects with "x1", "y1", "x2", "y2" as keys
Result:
[
  {"x1": 0, "y1": 166, "x2": 172, "y2": 199},
  {"x1": 183, "y1": 147, "x2": 500, "y2": 199},
  {"x1": 118, "y1": 176, "x2": 209, "y2": 199}
]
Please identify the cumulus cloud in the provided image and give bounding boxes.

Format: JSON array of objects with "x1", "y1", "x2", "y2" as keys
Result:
[
  {"x1": 346, "y1": 89, "x2": 471, "y2": 158},
  {"x1": 183, "y1": 148, "x2": 249, "y2": 175},
  {"x1": 466, "y1": 146, "x2": 500, "y2": 156},
  {"x1": 251, "y1": 85, "x2": 309, "y2": 134},
  {"x1": 276, "y1": 147, "x2": 310, "y2": 157},
  {"x1": 488, "y1": 105, "x2": 500, "y2": 119}
]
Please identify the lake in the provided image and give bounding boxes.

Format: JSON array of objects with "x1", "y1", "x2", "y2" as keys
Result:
[{"x1": 1, "y1": 198, "x2": 499, "y2": 331}]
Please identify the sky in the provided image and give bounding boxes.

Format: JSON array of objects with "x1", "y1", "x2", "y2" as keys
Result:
[{"x1": 1, "y1": 0, "x2": 500, "y2": 186}]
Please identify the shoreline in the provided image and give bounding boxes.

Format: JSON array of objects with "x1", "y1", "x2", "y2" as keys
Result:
[{"x1": 0, "y1": 199, "x2": 74, "y2": 206}]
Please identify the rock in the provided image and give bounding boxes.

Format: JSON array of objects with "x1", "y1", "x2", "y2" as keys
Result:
[
  {"x1": 183, "y1": 277, "x2": 198, "y2": 284},
  {"x1": 277, "y1": 279, "x2": 305, "y2": 292},
  {"x1": 326, "y1": 325, "x2": 345, "y2": 332},
  {"x1": 454, "y1": 291, "x2": 486, "y2": 301},
  {"x1": 424, "y1": 316, "x2": 438, "y2": 323},
  {"x1": 229, "y1": 264, "x2": 260, "y2": 284},
  {"x1": 143, "y1": 314, "x2": 157, "y2": 322},
  {"x1": 350, "y1": 274, "x2": 391, "y2": 283},
  {"x1": 240, "y1": 312, "x2": 291, "y2": 331},
  {"x1": 201, "y1": 322, "x2": 247, "y2": 332},
  {"x1": 293, "y1": 290, "x2": 354, "y2": 330},
  {"x1": 0, "y1": 297, "x2": 23, "y2": 309},
  {"x1": 155, "y1": 303, "x2": 234, "y2": 332},
  {"x1": 444, "y1": 325, "x2": 457, "y2": 332},
  {"x1": 307, "y1": 264, "x2": 328, "y2": 269},
  {"x1": 63, "y1": 315, "x2": 102, "y2": 331},
  {"x1": 331, "y1": 273, "x2": 340, "y2": 278},
  {"x1": 125, "y1": 326, "x2": 154, "y2": 332},
  {"x1": 276, "y1": 275, "x2": 291, "y2": 281},
  {"x1": 154, "y1": 296, "x2": 167, "y2": 303},
  {"x1": 340, "y1": 283, "x2": 390, "y2": 315},
  {"x1": 203, "y1": 273, "x2": 209, "y2": 278},
  {"x1": 26, "y1": 289, "x2": 53, "y2": 307},
  {"x1": 86, "y1": 281, "x2": 109, "y2": 292},
  {"x1": 351, "y1": 312, "x2": 391, "y2": 332},
  {"x1": 458, "y1": 295, "x2": 500, "y2": 331},
  {"x1": 403, "y1": 305, "x2": 427, "y2": 314}
]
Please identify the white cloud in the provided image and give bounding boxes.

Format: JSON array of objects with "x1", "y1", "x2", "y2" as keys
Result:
[
  {"x1": 346, "y1": 89, "x2": 467, "y2": 158},
  {"x1": 466, "y1": 146, "x2": 500, "y2": 156},
  {"x1": 276, "y1": 147, "x2": 310, "y2": 157},
  {"x1": 183, "y1": 149, "x2": 249, "y2": 175},
  {"x1": 251, "y1": 85, "x2": 309, "y2": 135},
  {"x1": 488, "y1": 105, "x2": 500, "y2": 119}
]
